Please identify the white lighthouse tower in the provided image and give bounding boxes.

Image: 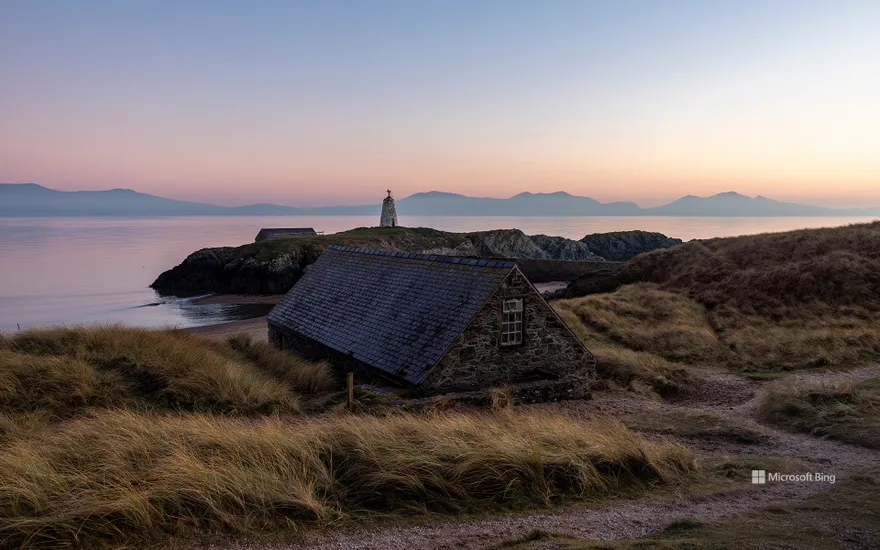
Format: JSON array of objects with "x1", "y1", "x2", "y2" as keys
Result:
[{"x1": 380, "y1": 190, "x2": 398, "y2": 228}]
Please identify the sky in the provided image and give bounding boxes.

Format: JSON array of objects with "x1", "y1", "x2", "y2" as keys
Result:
[{"x1": 1, "y1": 0, "x2": 879, "y2": 208}]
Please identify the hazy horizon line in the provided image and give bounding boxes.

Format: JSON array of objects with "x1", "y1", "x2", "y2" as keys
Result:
[{"x1": 5, "y1": 181, "x2": 880, "y2": 211}]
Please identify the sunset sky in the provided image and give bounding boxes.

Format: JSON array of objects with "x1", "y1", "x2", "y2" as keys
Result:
[{"x1": 1, "y1": 0, "x2": 879, "y2": 208}]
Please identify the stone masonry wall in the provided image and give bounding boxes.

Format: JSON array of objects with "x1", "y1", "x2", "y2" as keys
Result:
[{"x1": 422, "y1": 267, "x2": 596, "y2": 393}]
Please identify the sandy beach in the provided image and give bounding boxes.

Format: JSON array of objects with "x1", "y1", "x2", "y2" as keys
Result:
[
  {"x1": 182, "y1": 295, "x2": 283, "y2": 341},
  {"x1": 183, "y1": 316, "x2": 269, "y2": 342}
]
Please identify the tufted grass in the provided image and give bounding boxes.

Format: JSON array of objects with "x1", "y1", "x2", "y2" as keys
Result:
[
  {"x1": 554, "y1": 300, "x2": 692, "y2": 397},
  {"x1": 0, "y1": 325, "x2": 333, "y2": 417},
  {"x1": 757, "y1": 378, "x2": 880, "y2": 449},
  {"x1": 555, "y1": 282, "x2": 880, "y2": 376},
  {"x1": 0, "y1": 410, "x2": 696, "y2": 548}
]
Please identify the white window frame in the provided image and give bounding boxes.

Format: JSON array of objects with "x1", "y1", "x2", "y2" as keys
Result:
[{"x1": 500, "y1": 298, "x2": 524, "y2": 346}]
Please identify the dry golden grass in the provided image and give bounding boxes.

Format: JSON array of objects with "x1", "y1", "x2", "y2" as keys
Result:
[
  {"x1": 0, "y1": 410, "x2": 695, "y2": 547},
  {"x1": 556, "y1": 284, "x2": 721, "y2": 364},
  {"x1": 563, "y1": 222, "x2": 880, "y2": 374},
  {"x1": 758, "y1": 378, "x2": 880, "y2": 448},
  {"x1": 622, "y1": 221, "x2": 880, "y2": 313},
  {"x1": 0, "y1": 326, "x2": 332, "y2": 416},
  {"x1": 557, "y1": 282, "x2": 880, "y2": 374},
  {"x1": 714, "y1": 308, "x2": 880, "y2": 371},
  {"x1": 555, "y1": 292, "x2": 693, "y2": 396},
  {"x1": 224, "y1": 333, "x2": 335, "y2": 394}
]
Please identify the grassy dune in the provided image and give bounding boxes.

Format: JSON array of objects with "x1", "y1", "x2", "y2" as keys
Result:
[
  {"x1": 758, "y1": 378, "x2": 880, "y2": 448},
  {"x1": 0, "y1": 326, "x2": 696, "y2": 547},
  {"x1": 0, "y1": 326, "x2": 332, "y2": 416},
  {"x1": 562, "y1": 222, "x2": 880, "y2": 375},
  {"x1": 557, "y1": 284, "x2": 880, "y2": 375},
  {"x1": 0, "y1": 410, "x2": 694, "y2": 547},
  {"x1": 554, "y1": 287, "x2": 697, "y2": 396}
]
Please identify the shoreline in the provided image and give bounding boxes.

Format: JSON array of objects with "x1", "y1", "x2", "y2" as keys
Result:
[
  {"x1": 181, "y1": 295, "x2": 282, "y2": 341},
  {"x1": 190, "y1": 294, "x2": 284, "y2": 306},
  {"x1": 183, "y1": 316, "x2": 269, "y2": 341}
]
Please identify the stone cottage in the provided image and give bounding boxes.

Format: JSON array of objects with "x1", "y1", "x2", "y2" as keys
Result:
[{"x1": 267, "y1": 246, "x2": 595, "y2": 395}]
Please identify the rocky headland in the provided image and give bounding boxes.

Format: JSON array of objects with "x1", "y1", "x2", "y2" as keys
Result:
[{"x1": 151, "y1": 227, "x2": 683, "y2": 296}]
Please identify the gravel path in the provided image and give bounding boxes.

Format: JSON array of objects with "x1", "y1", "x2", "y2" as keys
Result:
[{"x1": 199, "y1": 365, "x2": 880, "y2": 550}]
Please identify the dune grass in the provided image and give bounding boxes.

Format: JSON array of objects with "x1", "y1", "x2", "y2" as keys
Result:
[
  {"x1": 556, "y1": 281, "x2": 880, "y2": 376},
  {"x1": 757, "y1": 378, "x2": 880, "y2": 449},
  {"x1": 0, "y1": 326, "x2": 333, "y2": 416},
  {"x1": 556, "y1": 284, "x2": 721, "y2": 364},
  {"x1": 0, "y1": 410, "x2": 696, "y2": 548},
  {"x1": 561, "y1": 223, "x2": 880, "y2": 375},
  {"x1": 554, "y1": 290, "x2": 695, "y2": 396}
]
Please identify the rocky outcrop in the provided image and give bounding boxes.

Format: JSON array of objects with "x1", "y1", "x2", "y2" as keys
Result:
[
  {"x1": 151, "y1": 245, "x2": 324, "y2": 296},
  {"x1": 530, "y1": 235, "x2": 605, "y2": 261},
  {"x1": 419, "y1": 229, "x2": 548, "y2": 258},
  {"x1": 151, "y1": 227, "x2": 678, "y2": 297},
  {"x1": 469, "y1": 229, "x2": 550, "y2": 258},
  {"x1": 580, "y1": 231, "x2": 683, "y2": 261}
]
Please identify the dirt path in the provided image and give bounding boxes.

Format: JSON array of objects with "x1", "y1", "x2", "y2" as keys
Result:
[{"x1": 200, "y1": 366, "x2": 880, "y2": 550}]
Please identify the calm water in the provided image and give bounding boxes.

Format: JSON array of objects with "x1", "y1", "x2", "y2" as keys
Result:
[{"x1": 1, "y1": 215, "x2": 876, "y2": 331}]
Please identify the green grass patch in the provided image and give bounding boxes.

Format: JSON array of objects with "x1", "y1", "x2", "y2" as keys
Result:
[
  {"x1": 757, "y1": 378, "x2": 880, "y2": 449},
  {"x1": 626, "y1": 410, "x2": 772, "y2": 445},
  {"x1": 496, "y1": 466, "x2": 880, "y2": 549}
]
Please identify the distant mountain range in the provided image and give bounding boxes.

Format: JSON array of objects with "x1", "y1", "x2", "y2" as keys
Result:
[{"x1": 2, "y1": 183, "x2": 879, "y2": 218}]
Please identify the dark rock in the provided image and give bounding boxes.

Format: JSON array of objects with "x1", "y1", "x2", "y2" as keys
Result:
[
  {"x1": 530, "y1": 234, "x2": 605, "y2": 261},
  {"x1": 580, "y1": 230, "x2": 683, "y2": 261}
]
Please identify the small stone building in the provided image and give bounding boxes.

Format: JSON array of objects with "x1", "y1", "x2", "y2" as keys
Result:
[
  {"x1": 267, "y1": 246, "x2": 595, "y2": 395},
  {"x1": 255, "y1": 228, "x2": 318, "y2": 242}
]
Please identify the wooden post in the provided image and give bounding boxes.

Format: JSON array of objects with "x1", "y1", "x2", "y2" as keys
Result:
[{"x1": 346, "y1": 372, "x2": 354, "y2": 410}]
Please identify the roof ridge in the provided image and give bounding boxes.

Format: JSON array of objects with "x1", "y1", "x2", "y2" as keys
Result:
[{"x1": 326, "y1": 245, "x2": 516, "y2": 269}]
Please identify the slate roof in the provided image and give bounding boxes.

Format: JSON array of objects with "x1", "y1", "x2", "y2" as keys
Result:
[
  {"x1": 255, "y1": 228, "x2": 317, "y2": 241},
  {"x1": 268, "y1": 246, "x2": 516, "y2": 385}
]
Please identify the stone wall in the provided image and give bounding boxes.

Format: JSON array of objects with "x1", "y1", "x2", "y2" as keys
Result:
[{"x1": 422, "y1": 267, "x2": 595, "y2": 394}]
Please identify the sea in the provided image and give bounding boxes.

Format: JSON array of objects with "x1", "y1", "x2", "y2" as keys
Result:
[{"x1": 1, "y1": 215, "x2": 877, "y2": 332}]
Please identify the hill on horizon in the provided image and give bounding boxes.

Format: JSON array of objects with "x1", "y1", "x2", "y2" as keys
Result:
[{"x1": 1, "y1": 183, "x2": 879, "y2": 218}]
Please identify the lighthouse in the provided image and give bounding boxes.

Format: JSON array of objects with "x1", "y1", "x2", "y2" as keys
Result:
[{"x1": 380, "y1": 190, "x2": 398, "y2": 227}]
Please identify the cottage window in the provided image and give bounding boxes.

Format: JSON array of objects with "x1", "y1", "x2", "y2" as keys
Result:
[{"x1": 501, "y1": 298, "x2": 523, "y2": 346}]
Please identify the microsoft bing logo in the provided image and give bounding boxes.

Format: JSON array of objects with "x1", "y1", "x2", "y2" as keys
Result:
[{"x1": 751, "y1": 470, "x2": 766, "y2": 484}]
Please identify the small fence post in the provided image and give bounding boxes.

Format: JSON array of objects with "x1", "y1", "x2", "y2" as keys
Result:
[{"x1": 346, "y1": 372, "x2": 354, "y2": 410}]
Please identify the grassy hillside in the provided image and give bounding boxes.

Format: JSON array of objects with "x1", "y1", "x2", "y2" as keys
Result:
[
  {"x1": 0, "y1": 326, "x2": 696, "y2": 548},
  {"x1": 576, "y1": 221, "x2": 880, "y2": 313},
  {"x1": 563, "y1": 222, "x2": 880, "y2": 374}
]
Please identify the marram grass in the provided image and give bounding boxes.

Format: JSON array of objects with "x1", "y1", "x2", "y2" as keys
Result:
[
  {"x1": 0, "y1": 410, "x2": 695, "y2": 547},
  {"x1": 0, "y1": 325, "x2": 333, "y2": 416}
]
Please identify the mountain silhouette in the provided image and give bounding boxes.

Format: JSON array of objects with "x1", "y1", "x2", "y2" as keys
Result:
[{"x1": 1, "y1": 184, "x2": 877, "y2": 217}]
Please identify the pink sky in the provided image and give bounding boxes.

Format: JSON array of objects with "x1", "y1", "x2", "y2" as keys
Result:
[{"x1": 2, "y1": 1, "x2": 878, "y2": 209}]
